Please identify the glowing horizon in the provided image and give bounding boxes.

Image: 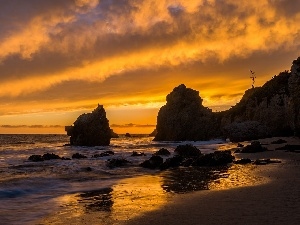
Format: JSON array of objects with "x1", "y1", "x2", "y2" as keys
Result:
[{"x1": 0, "y1": 0, "x2": 300, "y2": 134}]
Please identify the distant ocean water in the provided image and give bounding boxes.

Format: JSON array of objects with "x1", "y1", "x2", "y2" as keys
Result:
[{"x1": 0, "y1": 134, "x2": 237, "y2": 225}]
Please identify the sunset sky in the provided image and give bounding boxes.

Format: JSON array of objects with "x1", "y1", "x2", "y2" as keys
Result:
[{"x1": 0, "y1": 0, "x2": 300, "y2": 134}]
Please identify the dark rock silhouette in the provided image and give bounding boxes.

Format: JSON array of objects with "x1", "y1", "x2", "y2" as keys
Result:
[
  {"x1": 154, "y1": 84, "x2": 218, "y2": 141},
  {"x1": 271, "y1": 139, "x2": 287, "y2": 144},
  {"x1": 125, "y1": 133, "x2": 131, "y2": 137},
  {"x1": 65, "y1": 105, "x2": 111, "y2": 146},
  {"x1": 154, "y1": 148, "x2": 171, "y2": 156},
  {"x1": 72, "y1": 153, "x2": 87, "y2": 159},
  {"x1": 240, "y1": 141, "x2": 267, "y2": 153},
  {"x1": 234, "y1": 158, "x2": 252, "y2": 164},
  {"x1": 92, "y1": 151, "x2": 114, "y2": 158},
  {"x1": 223, "y1": 121, "x2": 269, "y2": 142},
  {"x1": 106, "y1": 158, "x2": 131, "y2": 168},
  {"x1": 131, "y1": 151, "x2": 146, "y2": 156},
  {"x1": 140, "y1": 155, "x2": 164, "y2": 169},
  {"x1": 110, "y1": 129, "x2": 119, "y2": 138},
  {"x1": 148, "y1": 129, "x2": 157, "y2": 137},
  {"x1": 174, "y1": 144, "x2": 202, "y2": 158},
  {"x1": 28, "y1": 153, "x2": 61, "y2": 162}
]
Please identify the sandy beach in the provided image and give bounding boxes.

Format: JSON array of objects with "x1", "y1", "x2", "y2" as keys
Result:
[{"x1": 124, "y1": 137, "x2": 300, "y2": 225}]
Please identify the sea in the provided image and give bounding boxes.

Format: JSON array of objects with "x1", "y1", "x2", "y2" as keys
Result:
[{"x1": 0, "y1": 134, "x2": 250, "y2": 225}]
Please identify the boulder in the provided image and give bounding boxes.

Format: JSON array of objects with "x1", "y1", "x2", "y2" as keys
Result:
[
  {"x1": 160, "y1": 155, "x2": 183, "y2": 170},
  {"x1": 106, "y1": 158, "x2": 131, "y2": 168},
  {"x1": 241, "y1": 141, "x2": 268, "y2": 153},
  {"x1": 223, "y1": 121, "x2": 269, "y2": 142},
  {"x1": 72, "y1": 153, "x2": 87, "y2": 159},
  {"x1": 234, "y1": 158, "x2": 252, "y2": 164},
  {"x1": 92, "y1": 151, "x2": 114, "y2": 158},
  {"x1": 28, "y1": 155, "x2": 44, "y2": 162},
  {"x1": 192, "y1": 150, "x2": 234, "y2": 167},
  {"x1": 125, "y1": 133, "x2": 131, "y2": 137},
  {"x1": 140, "y1": 155, "x2": 163, "y2": 169},
  {"x1": 154, "y1": 84, "x2": 219, "y2": 141},
  {"x1": 174, "y1": 144, "x2": 201, "y2": 158},
  {"x1": 42, "y1": 153, "x2": 61, "y2": 160},
  {"x1": 65, "y1": 104, "x2": 111, "y2": 146},
  {"x1": 154, "y1": 148, "x2": 171, "y2": 156},
  {"x1": 131, "y1": 151, "x2": 146, "y2": 157},
  {"x1": 271, "y1": 139, "x2": 287, "y2": 144}
]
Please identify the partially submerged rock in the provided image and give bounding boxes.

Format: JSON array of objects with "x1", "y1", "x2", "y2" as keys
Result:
[
  {"x1": 28, "y1": 153, "x2": 61, "y2": 162},
  {"x1": 72, "y1": 153, "x2": 87, "y2": 159},
  {"x1": 234, "y1": 158, "x2": 252, "y2": 164},
  {"x1": 131, "y1": 151, "x2": 146, "y2": 157},
  {"x1": 140, "y1": 155, "x2": 163, "y2": 169},
  {"x1": 92, "y1": 151, "x2": 114, "y2": 158},
  {"x1": 174, "y1": 144, "x2": 202, "y2": 158},
  {"x1": 106, "y1": 158, "x2": 131, "y2": 168},
  {"x1": 154, "y1": 148, "x2": 171, "y2": 156},
  {"x1": 254, "y1": 159, "x2": 281, "y2": 165},
  {"x1": 240, "y1": 141, "x2": 268, "y2": 153},
  {"x1": 65, "y1": 105, "x2": 111, "y2": 146}
]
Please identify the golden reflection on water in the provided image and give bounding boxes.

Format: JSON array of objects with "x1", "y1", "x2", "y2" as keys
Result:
[
  {"x1": 40, "y1": 175, "x2": 169, "y2": 225},
  {"x1": 39, "y1": 164, "x2": 266, "y2": 225}
]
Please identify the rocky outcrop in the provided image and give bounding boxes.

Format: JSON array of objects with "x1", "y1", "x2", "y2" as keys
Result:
[
  {"x1": 220, "y1": 70, "x2": 292, "y2": 138},
  {"x1": 223, "y1": 121, "x2": 269, "y2": 142},
  {"x1": 65, "y1": 105, "x2": 111, "y2": 146},
  {"x1": 288, "y1": 57, "x2": 300, "y2": 135},
  {"x1": 154, "y1": 84, "x2": 219, "y2": 141}
]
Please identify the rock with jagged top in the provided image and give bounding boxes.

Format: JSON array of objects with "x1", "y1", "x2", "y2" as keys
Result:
[
  {"x1": 154, "y1": 84, "x2": 219, "y2": 141},
  {"x1": 65, "y1": 105, "x2": 111, "y2": 146}
]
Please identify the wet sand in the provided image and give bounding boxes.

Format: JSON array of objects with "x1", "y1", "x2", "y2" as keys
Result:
[{"x1": 125, "y1": 137, "x2": 300, "y2": 225}]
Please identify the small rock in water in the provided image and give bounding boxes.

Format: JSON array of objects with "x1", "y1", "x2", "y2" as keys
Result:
[
  {"x1": 72, "y1": 153, "x2": 87, "y2": 159},
  {"x1": 42, "y1": 153, "x2": 61, "y2": 160},
  {"x1": 28, "y1": 155, "x2": 44, "y2": 162},
  {"x1": 106, "y1": 158, "x2": 131, "y2": 168},
  {"x1": 234, "y1": 158, "x2": 252, "y2": 164},
  {"x1": 241, "y1": 141, "x2": 267, "y2": 153},
  {"x1": 92, "y1": 151, "x2": 114, "y2": 158},
  {"x1": 140, "y1": 155, "x2": 163, "y2": 169},
  {"x1": 131, "y1": 151, "x2": 146, "y2": 157},
  {"x1": 154, "y1": 148, "x2": 171, "y2": 156},
  {"x1": 254, "y1": 159, "x2": 281, "y2": 165},
  {"x1": 271, "y1": 139, "x2": 287, "y2": 144},
  {"x1": 174, "y1": 144, "x2": 202, "y2": 158}
]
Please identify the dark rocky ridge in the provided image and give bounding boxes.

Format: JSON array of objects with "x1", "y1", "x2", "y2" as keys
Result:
[
  {"x1": 65, "y1": 105, "x2": 111, "y2": 146},
  {"x1": 155, "y1": 56, "x2": 300, "y2": 141}
]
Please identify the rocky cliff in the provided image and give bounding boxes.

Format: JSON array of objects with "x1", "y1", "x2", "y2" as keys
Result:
[
  {"x1": 65, "y1": 105, "x2": 111, "y2": 146},
  {"x1": 154, "y1": 84, "x2": 219, "y2": 141},
  {"x1": 154, "y1": 56, "x2": 300, "y2": 141}
]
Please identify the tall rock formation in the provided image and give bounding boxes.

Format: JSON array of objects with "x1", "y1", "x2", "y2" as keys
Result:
[
  {"x1": 65, "y1": 105, "x2": 111, "y2": 146},
  {"x1": 154, "y1": 84, "x2": 218, "y2": 141},
  {"x1": 288, "y1": 57, "x2": 300, "y2": 135}
]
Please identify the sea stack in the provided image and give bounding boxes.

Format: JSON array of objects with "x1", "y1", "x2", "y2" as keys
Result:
[
  {"x1": 154, "y1": 84, "x2": 218, "y2": 141},
  {"x1": 65, "y1": 104, "x2": 111, "y2": 146}
]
